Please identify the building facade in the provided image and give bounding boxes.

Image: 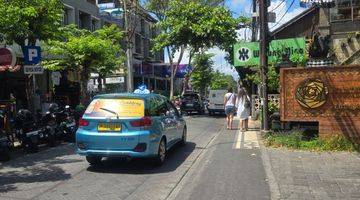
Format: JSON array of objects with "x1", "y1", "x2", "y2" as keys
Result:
[
  {"x1": 270, "y1": 1, "x2": 360, "y2": 66},
  {"x1": 63, "y1": 0, "x2": 101, "y2": 30},
  {"x1": 98, "y1": 0, "x2": 166, "y2": 93}
]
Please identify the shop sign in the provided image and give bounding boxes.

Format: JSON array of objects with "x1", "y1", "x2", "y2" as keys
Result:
[
  {"x1": 233, "y1": 37, "x2": 306, "y2": 67},
  {"x1": 99, "y1": 3, "x2": 116, "y2": 10},
  {"x1": 106, "y1": 77, "x2": 124, "y2": 84},
  {"x1": 0, "y1": 48, "x2": 16, "y2": 67},
  {"x1": 24, "y1": 65, "x2": 44, "y2": 74}
]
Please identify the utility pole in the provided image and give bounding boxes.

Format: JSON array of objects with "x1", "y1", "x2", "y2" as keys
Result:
[
  {"x1": 124, "y1": 0, "x2": 134, "y2": 92},
  {"x1": 251, "y1": 0, "x2": 257, "y2": 42},
  {"x1": 259, "y1": 0, "x2": 269, "y2": 131}
]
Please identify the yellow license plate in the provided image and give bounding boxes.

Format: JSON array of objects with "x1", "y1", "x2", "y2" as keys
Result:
[{"x1": 98, "y1": 123, "x2": 121, "y2": 132}]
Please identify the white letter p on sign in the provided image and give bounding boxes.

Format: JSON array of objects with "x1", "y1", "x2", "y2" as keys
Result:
[{"x1": 29, "y1": 49, "x2": 38, "y2": 61}]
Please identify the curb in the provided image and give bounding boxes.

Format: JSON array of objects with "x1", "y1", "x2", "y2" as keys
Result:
[{"x1": 258, "y1": 135, "x2": 281, "y2": 200}]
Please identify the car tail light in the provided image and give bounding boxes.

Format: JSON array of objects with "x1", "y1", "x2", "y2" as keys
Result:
[
  {"x1": 130, "y1": 117, "x2": 152, "y2": 127},
  {"x1": 78, "y1": 118, "x2": 89, "y2": 127}
]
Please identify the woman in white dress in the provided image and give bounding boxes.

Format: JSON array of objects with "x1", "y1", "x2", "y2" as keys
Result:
[{"x1": 236, "y1": 87, "x2": 250, "y2": 131}]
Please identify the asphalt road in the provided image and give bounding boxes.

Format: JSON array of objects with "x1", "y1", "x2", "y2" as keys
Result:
[{"x1": 0, "y1": 115, "x2": 270, "y2": 200}]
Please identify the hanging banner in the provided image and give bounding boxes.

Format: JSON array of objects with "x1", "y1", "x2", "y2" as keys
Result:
[
  {"x1": 164, "y1": 64, "x2": 193, "y2": 78},
  {"x1": 233, "y1": 37, "x2": 306, "y2": 67}
]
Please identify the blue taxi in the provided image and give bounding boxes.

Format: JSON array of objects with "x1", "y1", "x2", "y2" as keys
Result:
[{"x1": 76, "y1": 93, "x2": 187, "y2": 165}]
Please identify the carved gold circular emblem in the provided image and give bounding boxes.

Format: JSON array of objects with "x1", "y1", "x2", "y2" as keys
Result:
[{"x1": 295, "y1": 79, "x2": 328, "y2": 109}]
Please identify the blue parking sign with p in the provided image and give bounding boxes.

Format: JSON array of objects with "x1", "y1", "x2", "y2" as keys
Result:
[{"x1": 23, "y1": 46, "x2": 41, "y2": 65}]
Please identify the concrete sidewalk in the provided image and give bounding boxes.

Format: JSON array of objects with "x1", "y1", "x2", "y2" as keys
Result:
[{"x1": 260, "y1": 138, "x2": 360, "y2": 199}]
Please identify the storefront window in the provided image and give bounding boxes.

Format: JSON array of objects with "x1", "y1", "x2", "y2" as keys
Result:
[
  {"x1": 331, "y1": 0, "x2": 360, "y2": 21},
  {"x1": 353, "y1": 0, "x2": 360, "y2": 19},
  {"x1": 331, "y1": 0, "x2": 352, "y2": 21}
]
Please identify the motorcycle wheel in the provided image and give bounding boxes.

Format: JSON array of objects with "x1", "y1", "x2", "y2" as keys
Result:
[
  {"x1": 0, "y1": 147, "x2": 10, "y2": 161},
  {"x1": 25, "y1": 141, "x2": 39, "y2": 153},
  {"x1": 47, "y1": 130, "x2": 58, "y2": 147}
]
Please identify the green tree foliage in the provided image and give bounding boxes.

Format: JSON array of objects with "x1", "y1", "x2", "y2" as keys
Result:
[
  {"x1": 0, "y1": 0, "x2": 63, "y2": 46},
  {"x1": 42, "y1": 25, "x2": 125, "y2": 99},
  {"x1": 190, "y1": 53, "x2": 214, "y2": 95},
  {"x1": 145, "y1": 0, "x2": 225, "y2": 20},
  {"x1": 245, "y1": 65, "x2": 279, "y2": 93},
  {"x1": 146, "y1": 0, "x2": 238, "y2": 99},
  {"x1": 210, "y1": 71, "x2": 237, "y2": 90},
  {"x1": 153, "y1": 0, "x2": 238, "y2": 53}
]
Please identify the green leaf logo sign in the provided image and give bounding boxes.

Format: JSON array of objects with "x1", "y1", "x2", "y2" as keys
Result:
[{"x1": 237, "y1": 47, "x2": 252, "y2": 62}]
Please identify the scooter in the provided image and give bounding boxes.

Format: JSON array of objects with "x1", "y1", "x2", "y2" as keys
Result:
[
  {"x1": 14, "y1": 109, "x2": 42, "y2": 153},
  {"x1": 14, "y1": 109, "x2": 57, "y2": 153},
  {"x1": 57, "y1": 105, "x2": 77, "y2": 142},
  {"x1": 0, "y1": 115, "x2": 11, "y2": 161},
  {"x1": 0, "y1": 135, "x2": 10, "y2": 161}
]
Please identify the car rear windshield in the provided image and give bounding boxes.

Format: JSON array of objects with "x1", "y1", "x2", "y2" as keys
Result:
[{"x1": 84, "y1": 98, "x2": 145, "y2": 118}]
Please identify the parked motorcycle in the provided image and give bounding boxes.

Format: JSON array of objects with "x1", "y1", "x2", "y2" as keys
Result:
[
  {"x1": 14, "y1": 109, "x2": 57, "y2": 153},
  {"x1": 0, "y1": 110, "x2": 11, "y2": 161},
  {"x1": 57, "y1": 105, "x2": 77, "y2": 142}
]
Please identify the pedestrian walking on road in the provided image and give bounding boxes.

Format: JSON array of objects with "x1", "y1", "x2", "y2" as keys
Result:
[
  {"x1": 224, "y1": 87, "x2": 237, "y2": 130},
  {"x1": 236, "y1": 87, "x2": 250, "y2": 131}
]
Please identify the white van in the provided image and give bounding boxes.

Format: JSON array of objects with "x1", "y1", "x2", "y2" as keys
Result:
[{"x1": 207, "y1": 90, "x2": 227, "y2": 115}]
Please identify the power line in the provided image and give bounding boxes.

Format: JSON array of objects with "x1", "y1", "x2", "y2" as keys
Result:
[
  {"x1": 269, "y1": 0, "x2": 296, "y2": 29},
  {"x1": 269, "y1": 0, "x2": 286, "y2": 12}
]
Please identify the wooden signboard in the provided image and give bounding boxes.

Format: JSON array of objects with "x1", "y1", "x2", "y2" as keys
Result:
[{"x1": 280, "y1": 65, "x2": 360, "y2": 143}]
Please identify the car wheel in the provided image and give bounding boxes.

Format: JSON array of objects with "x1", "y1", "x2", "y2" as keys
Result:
[
  {"x1": 154, "y1": 138, "x2": 166, "y2": 166},
  {"x1": 86, "y1": 156, "x2": 102, "y2": 165},
  {"x1": 180, "y1": 127, "x2": 187, "y2": 146}
]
